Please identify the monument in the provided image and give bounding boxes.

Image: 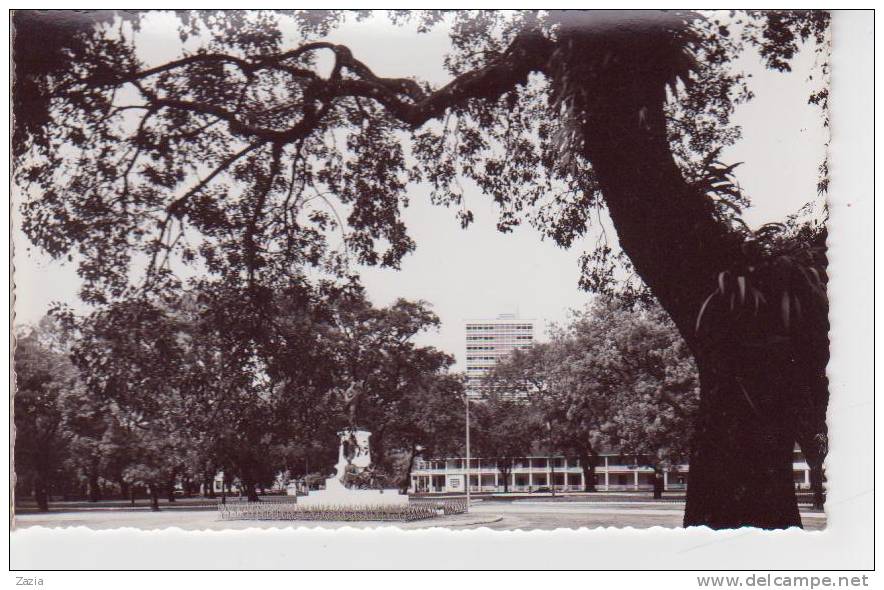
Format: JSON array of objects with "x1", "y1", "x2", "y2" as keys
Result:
[
  {"x1": 297, "y1": 429, "x2": 409, "y2": 506},
  {"x1": 224, "y1": 428, "x2": 465, "y2": 521}
]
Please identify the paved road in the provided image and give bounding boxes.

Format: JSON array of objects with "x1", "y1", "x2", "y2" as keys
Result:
[
  {"x1": 468, "y1": 502, "x2": 826, "y2": 531},
  {"x1": 13, "y1": 501, "x2": 825, "y2": 531}
]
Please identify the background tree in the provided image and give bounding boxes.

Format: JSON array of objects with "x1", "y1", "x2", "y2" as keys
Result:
[
  {"x1": 12, "y1": 318, "x2": 77, "y2": 511},
  {"x1": 471, "y1": 392, "x2": 542, "y2": 493},
  {"x1": 489, "y1": 300, "x2": 700, "y2": 495},
  {"x1": 13, "y1": 9, "x2": 830, "y2": 527},
  {"x1": 59, "y1": 384, "x2": 121, "y2": 502},
  {"x1": 382, "y1": 372, "x2": 466, "y2": 493},
  {"x1": 589, "y1": 303, "x2": 700, "y2": 499},
  {"x1": 62, "y1": 298, "x2": 208, "y2": 508},
  {"x1": 329, "y1": 290, "x2": 457, "y2": 489},
  {"x1": 54, "y1": 273, "x2": 460, "y2": 500},
  {"x1": 326, "y1": 296, "x2": 440, "y2": 424},
  {"x1": 484, "y1": 343, "x2": 605, "y2": 492}
]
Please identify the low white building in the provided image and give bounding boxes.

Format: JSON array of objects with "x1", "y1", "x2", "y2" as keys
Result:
[{"x1": 409, "y1": 449, "x2": 813, "y2": 494}]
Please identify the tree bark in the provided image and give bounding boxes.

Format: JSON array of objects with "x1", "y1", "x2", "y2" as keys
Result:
[
  {"x1": 149, "y1": 484, "x2": 160, "y2": 511},
  {"x1": 203, "y1": 474, "x2": 216, "y2": 498},
  {"x1": 809, "y1": 463, "x2": 826, "y2": 510},
  {"x1": 399, "y1": 444, "x2": 418, "y2": 495},
  {"x1": 498, "y1": 464, "x2": 511, "y2": 493},
  {"x1": 241, "y1": 474, "x2": 259, "y2": 502},
  {"x1": 87, "y1": 470, "x2": 101, "y2": 502},
  {"x1": 548, "y1": 20, "x2": 808, "y2": 528},
  {"x1": 118, "y1": 478, "x2": 130, "y2": 499},
  {"x1": 579, "y1": 450, "x2": 597, "y2": 492},
  {"x1": 370, "y1": 426, "x2": 387, "y2": 471},
  {"x1": 653, "y1": 467, "x2": 664, "y2": 500},
  {"x1": 684, "y1": 382, "x2": 800, "y2": 527}
]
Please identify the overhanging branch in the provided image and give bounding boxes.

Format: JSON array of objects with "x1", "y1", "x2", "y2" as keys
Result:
[{"x1": 76, "y1": 29, "x2": 555, "y2": 146}]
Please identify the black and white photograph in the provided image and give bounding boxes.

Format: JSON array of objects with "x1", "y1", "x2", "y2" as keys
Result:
[{"x1": 7, "y1": 7, "x2": 875, "y2": 573}]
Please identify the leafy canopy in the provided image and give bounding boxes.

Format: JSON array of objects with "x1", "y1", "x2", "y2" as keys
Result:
[{"x1": 13, "y1": 10, "x2": 829, "y2": 307}]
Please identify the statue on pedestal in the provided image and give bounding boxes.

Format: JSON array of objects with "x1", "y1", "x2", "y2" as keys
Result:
[{"x1": 296, "y1": 377, "x2": 407, "y2": 506}]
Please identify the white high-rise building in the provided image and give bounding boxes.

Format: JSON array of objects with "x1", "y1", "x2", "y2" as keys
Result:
[{"x1": 464, "y1": 313, "x2": 534, "y2": 397}]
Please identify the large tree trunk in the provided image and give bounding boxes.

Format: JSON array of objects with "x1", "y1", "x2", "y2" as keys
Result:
[
  {"x1": 809, "y1": 462, "x2": 826, "y2": 510},
  {"x1": 653, "y1": 467, "x2": 664, "y2": 500},
  {"x1": 579, "y1": 450, "x2": 597, "y2": 492},
  {"x1": 203, "y1": 473, "x2": 216, "y2": 498},
  {"x1": 117, "y1": 478, "x2": 129, "y2": 499},
  {"x1": 87, "y1": 469, "x2": 101, "y2": 502},
  {"x1": 241, "y1": 474, "x2": 259, "y2": 502},
  {"x1": 554, "y1": 17, "x2": 806, "y2": 528},
  {"x1": 498, "y1": 466, "x2": 510, "y2": 493},
  {"x1": 149, "y1": 484, "x2": 160, "y2": 511},
  {"x1": 399, "y1": 444, "x2": 418, "y2": 495},
  {"x1": 369, "y1": 426, "x2": 387, "y2": 471},
  {"x1": 684, "y1": 363, "x2": 801, "y2": 528},
  {"x1": 166, "y1": 476, "x2": 176, "y2": 503}
]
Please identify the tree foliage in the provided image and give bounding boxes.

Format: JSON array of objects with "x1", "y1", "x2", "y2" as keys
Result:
[
  {"x1": 471, "y1": 392, "x2": 542, "y2": 492},
  {"x1": 13, "y1": 318, "x2": 78, "y2": 510},
  {"x1": 486, "y1": 300, "x2": 699, "y2": 489},
  {"x1": 38, "y1": 276, "x2": 459, "y2": 502},
  {"x1": 12, "y1": 10, "x2": 827, "y2": 303}
]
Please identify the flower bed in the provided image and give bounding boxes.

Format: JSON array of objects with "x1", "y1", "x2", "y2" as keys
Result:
[
  {"x1": 409, "y1": 497, "x2": 469, "y2": 515},
  {"x1": 218, "y1": 497, "x2": 468, "y2": 522}
]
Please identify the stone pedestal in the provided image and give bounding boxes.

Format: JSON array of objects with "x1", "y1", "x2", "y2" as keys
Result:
[{"x1": 298, "y1": 429, "x2": 408, "y2": 507}]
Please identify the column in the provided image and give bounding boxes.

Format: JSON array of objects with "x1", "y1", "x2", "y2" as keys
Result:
[
  {"x1": 804, "y1": 468, "x2": 810, "y2": 488},
  {"x1": 476, "y1": 458, "x2": 480, "y2": 492},
  {"x1": 633, "y1": 470, "x2": 639, "y2": 491},
  {"x1": 604, "y1": 456, "x2": 610, "y2": 491},
  {"x1": 663, "y1": 470, "x2": 669, "y2": 491}
]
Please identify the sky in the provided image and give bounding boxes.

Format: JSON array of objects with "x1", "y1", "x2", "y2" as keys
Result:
[{"x1": 11, "y1": 11, "x2": 828, "y2": 370}]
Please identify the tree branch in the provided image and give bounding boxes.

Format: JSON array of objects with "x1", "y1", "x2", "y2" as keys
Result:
[
  {"x1": 333, "y1": 29, "x2": 554, "y2": 127},
  {"x1": 86, "y1": 30, "x2": 554, "y2": 147}
]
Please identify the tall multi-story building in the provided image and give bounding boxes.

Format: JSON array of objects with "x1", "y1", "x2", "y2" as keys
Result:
[{"x1": 464, "y1": 313, "x2": 534, "y2": 397}]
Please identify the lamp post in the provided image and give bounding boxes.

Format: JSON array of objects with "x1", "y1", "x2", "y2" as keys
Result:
[
  {"x1": 546, "y1": 420, "x2": 556, "y2": 498},
  {"x1": 465, "y1": 393, "x2": 471, "y2": 512}
]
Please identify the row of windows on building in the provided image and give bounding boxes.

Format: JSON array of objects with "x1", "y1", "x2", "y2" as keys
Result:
[
  {"x1": 469, "y1": 336, "x2": 528, "y2": 341},
  {"x1": 466, "y1": 324, "x2": 533, "y2": 331},
  {"x1": 418, "y1": 457, "x2": 650, "y2": 470},
  {"x1": 418, "y1": 448, "x2": 809, "y2": 472}
]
